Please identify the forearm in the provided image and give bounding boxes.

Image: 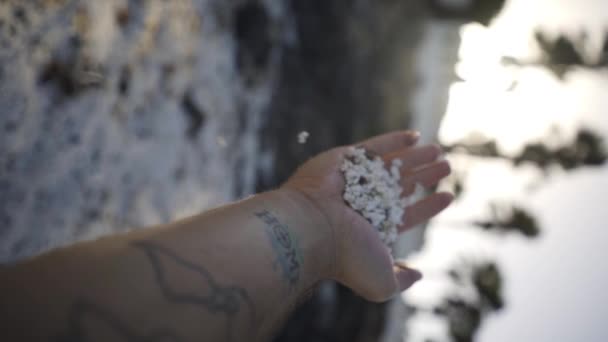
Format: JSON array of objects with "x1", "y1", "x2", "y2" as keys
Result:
[{"x1": 0, "y1": 189, "x2": 333, "y2": 341}]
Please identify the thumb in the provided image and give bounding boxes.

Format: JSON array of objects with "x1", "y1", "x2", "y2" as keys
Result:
[{"x1": 393, "y1": 261, "x2": 423, "y2": 292}]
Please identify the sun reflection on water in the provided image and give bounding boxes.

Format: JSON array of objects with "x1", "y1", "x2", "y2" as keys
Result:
[
  {"x1": 440, "y1": 23, "x2": 584, "y2": 154},
  {"x1": 402, "y1": 2, "x2": 608, "y2": 341}
]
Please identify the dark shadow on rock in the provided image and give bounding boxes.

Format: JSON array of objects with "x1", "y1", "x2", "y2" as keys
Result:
[{"x1": 255, "y1": 0, "x2": 429, "y2": 341}]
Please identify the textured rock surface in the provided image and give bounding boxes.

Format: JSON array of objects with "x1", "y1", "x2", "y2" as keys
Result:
[{"x1": 0, "y1": 0, "x2": 289, "y2": 262}]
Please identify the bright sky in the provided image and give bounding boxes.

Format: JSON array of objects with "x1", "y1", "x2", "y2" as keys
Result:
[{"x1": 406, "y1": 1, "x2": 608, "y2": 341}]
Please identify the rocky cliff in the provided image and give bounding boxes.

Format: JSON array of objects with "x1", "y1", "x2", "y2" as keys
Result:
[{"x1": 0, "y1": 0, "x2": 428, "y2": 340}]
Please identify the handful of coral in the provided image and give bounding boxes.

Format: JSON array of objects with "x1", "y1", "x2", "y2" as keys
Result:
[{"x1": 340, "y1": 147, "x2": 422, "y2": 251}]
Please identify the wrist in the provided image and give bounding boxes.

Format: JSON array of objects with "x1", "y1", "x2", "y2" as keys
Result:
[{"x1": 264, "y1": 188, "x2": 335, "y2": 282}]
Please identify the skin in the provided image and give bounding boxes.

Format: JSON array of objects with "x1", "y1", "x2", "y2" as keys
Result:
[{"x1": 0, "y1": 131, "x2": 452, "y2": 342}]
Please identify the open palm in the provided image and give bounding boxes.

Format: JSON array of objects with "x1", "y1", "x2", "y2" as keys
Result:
[{"x1": 284, "y1": 131, "x2": 453, "y2": 301}]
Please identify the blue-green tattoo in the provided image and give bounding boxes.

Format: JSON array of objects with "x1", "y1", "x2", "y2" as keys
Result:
[{"x1": 254, "y1": 210, "x2": 302, "y2": 288}]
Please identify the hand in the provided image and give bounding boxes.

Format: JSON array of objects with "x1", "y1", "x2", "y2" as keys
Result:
[{"x1": 283, "y1": 131, "x2": 453, "y2": 302}]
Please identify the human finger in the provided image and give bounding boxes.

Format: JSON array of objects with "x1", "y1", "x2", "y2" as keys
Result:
[
  {"x1": 357, "y1": 130, "x2": 420, "y2": 155},
  {"x1": 393, "y1": 261, "x2": 423, "y2": 292},
  {"x1": 399, "y1": 192, "x2": 453, "y2": 232},
  {"x1": 401, "y1": 160, "x2": 451, "y2": 196},
  {"x1": 383, "y1": 144, "x2": 441, "y2": 170}
]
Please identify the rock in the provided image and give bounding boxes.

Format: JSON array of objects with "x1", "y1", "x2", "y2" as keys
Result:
[
  {"x1": 0, "y1": 0, "x2": 429, "y2": 341},
  {"x1": 0, "y1": 0, "x2": 288, "y2": 262}
]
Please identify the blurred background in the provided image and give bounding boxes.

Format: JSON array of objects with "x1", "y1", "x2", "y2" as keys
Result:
[{"x1": 1, "y1": 0, "x2": 607, "y2": 341}]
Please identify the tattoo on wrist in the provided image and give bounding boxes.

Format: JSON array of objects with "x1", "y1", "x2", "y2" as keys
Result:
[{"x1": 254, "y1": 210, "x2": 302, "y2": 288}]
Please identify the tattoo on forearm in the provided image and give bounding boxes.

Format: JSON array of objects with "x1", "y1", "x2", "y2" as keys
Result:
[
  {"x1": 132, "y1": 241, "x2": 256, "y2": 340},
  {"x1": 254, "y1": 210, "x2": 302, "y2": 288},
  {"x1": 54, "y1": 299, "x2": 184, "y2": 342},
  {"x1": 55, "y1": 241, "x2": 255, "y2": 342}
]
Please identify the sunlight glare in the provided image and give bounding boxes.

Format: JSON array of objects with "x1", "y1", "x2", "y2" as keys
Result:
[{"x1": 439, "y1": 25, "x2": 582, "y2": 154}]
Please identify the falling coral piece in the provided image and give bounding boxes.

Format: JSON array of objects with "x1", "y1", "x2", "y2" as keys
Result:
[{"x1": 297, "y1": 131, "x2": 309, "y2": 144}]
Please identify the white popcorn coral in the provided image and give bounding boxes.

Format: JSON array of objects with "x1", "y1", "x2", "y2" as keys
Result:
[
  {"x1": 297, "y1": 131, "x2": 309, "y2": 144},
  {"x1": 340, "y1": 147, "x2": 407, "y2": 249}
]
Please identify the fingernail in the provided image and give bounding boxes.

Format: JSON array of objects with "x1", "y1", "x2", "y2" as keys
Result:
[
  {"x1": 442, "y1": 192, "x2": 455, "y2": 205},
  {"x1": 395, "y1": 267, "x2": 423, "y2": 292},
  {"x1": 410, "y1": 269, "x2": 423, "y2": 281}
]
